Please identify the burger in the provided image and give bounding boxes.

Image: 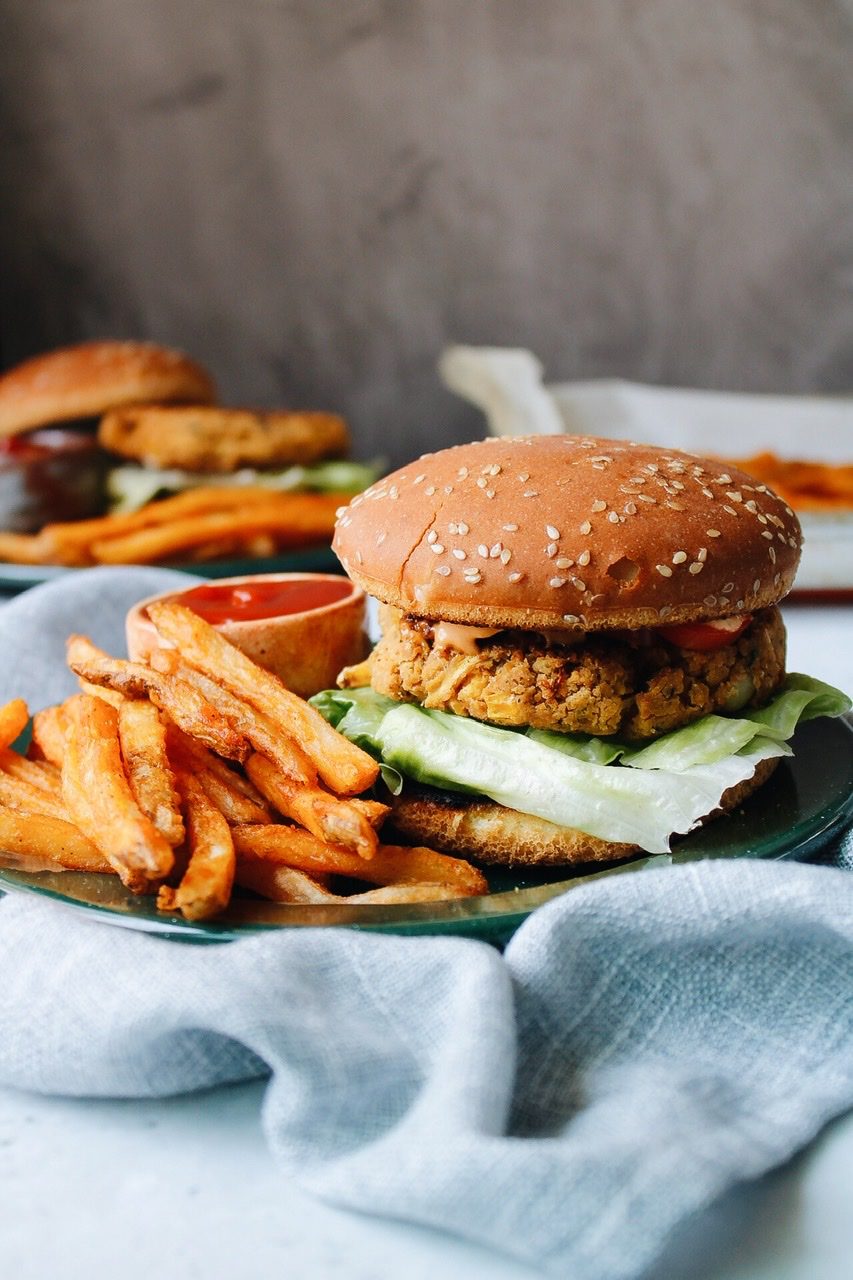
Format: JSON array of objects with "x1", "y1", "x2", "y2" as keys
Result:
[
  {"x1": 0, "y1": 341, "x2": 376, "y2": 531},
  {"x1": 314, "y1": 434, "x2": 849, "y2": 867},
  {"x1": 0, "y1": 341, "x2": 216, "y2": 531}
]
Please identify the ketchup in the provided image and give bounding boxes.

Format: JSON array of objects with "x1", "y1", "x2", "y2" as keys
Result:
[{"x1": 175, "y1": 578, "x2": 353, "y2": 625}]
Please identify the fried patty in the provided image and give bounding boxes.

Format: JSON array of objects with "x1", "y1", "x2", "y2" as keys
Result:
[{"x1": 363, "y1": 605, "x2": 786, "y2": 740}]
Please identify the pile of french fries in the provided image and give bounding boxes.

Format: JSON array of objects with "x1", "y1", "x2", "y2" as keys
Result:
[
  {"x1": 0, "y1": 601, "x2": 487, "y2": 920},
  {"x1": 0, "y1": 485, "x2": 343, "y2": 567}
]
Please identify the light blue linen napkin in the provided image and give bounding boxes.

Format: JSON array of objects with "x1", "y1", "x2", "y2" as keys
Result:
[{"x1": 0, "y1": 569, "x2": 851, "y2": 1280}]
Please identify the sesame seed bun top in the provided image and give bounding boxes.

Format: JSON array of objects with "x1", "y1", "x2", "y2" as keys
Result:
[
  {"x1": 333, "y1": 436, "x2": 803, "y2": 631},
  {"x1": 0, "y1": 341, "x2": 216, "y2": 438}
]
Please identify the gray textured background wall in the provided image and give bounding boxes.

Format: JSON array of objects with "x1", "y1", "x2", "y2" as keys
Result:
[{"x1": 0, "y1": 1, "x2": 850, "y2": 466}]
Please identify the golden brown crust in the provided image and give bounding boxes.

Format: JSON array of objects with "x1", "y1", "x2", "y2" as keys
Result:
[
  {"x1": 387, "y1": 758, "x2": 780, "y2": 867},
  {"x1": 98, "y1": 405, "x2": 350, "y2": 471},
  {"x1": 333, "y1": 437, "x2": 802, "y2": 630},
  {"x1": 0, "y1": 342, "x2": 216, "y2": 437}
]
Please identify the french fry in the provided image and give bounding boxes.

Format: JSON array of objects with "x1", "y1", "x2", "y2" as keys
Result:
[
  {"x1": 61, "y1": 694, "x2": 174, "y2": 892},
  {"x1": 0, "y1": 805, "x2": 111, "y2": 873},
  {"x1": 245, "y1": 752, "x2": 383, "y2": 859},
  {"x1": 235, "y1": 860, "x2": 467, "y2": 905},
  {"x1": 233, "y1": 824, "x2": 488, "y2": 897},
  {"x1": 0, "y1": 699, "x2": 29, "y2": 750},
  {"x1": 91, "y1": 494, "x2": 340, "y2": 565},
  {"x1": 167, "y1": 729, "x2": 271, "y2": 825},
  {"x1": 0, "y1": 770, "x2": 70, "y2": 820},
  {"x1": 0, "y1": 530, "x2": 57, "y2": 566},
  {"x1": 67, "y1": 641, "x2": 248, "y2": 763},
  {"x1": 30, "y1": 704, "x2": 70, "y2": 766},
  {"x1": 148, "y1": 601, "x2": 379, "y2": 795},
  {"x1": 157, "y1": 771, "x2": 235, "y2": 921},
  {"x1": 151, "y1": 649, "x2": 317, "y2": 785},
  {"x1": 118, "y1": 700, "x2": 184, "y2": 847},
  {"x1": 0, "y1": 748, "x2": 61, "y2": 793}
]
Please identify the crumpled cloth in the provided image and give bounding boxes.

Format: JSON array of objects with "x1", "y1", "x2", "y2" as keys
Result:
[{"x1": 1, "y1": 568, "x2": 851, "y2": 1280}]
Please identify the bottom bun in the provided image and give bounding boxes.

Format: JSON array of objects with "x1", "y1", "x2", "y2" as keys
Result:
[{"x1": 387, "y1": 758, "x2": 780, "y2": 868}]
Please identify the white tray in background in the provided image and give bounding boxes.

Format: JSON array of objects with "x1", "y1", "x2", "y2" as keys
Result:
[{"x1": 439, "y1": 346, "x2": 853, "y2": 594}]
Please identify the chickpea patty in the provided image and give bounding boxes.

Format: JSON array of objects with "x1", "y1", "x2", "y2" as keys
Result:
[{"x1": 364, "y1": 605, "x2": 786, "y2": 740}]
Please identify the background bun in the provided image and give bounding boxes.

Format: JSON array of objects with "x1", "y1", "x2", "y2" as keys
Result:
[
  {"x1": 334, "y1": 436, "x2": 803, "y2": 630},
  {"x1": 0, "y1": 341, "x2": 216, "y2": 437}
]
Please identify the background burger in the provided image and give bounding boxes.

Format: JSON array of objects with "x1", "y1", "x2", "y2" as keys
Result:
[
  {"x1": 0, "y1": 340, "x2": 376, "y2": 533},
  {"x1": 315, "y1": 434, "x2": 849, "y2": 867}
]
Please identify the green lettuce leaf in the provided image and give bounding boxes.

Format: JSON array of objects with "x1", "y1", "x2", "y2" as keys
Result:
[
  {"x1": 310, "y1": 675, "x2": 849, "y2": 853},
  {"x1": 107, "y1": 460, "x2": 384, "y2": 514}
]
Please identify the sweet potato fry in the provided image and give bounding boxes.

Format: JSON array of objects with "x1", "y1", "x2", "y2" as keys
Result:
[
  {"x1": 245, "y1": 752, "x2": 383, "y2": 859},
  {"x1": 233, "y1": 824, "x2": 488, "y2": 897},
  {"x1": 167, "y1": 729, "x2": 271, "y2": 825},
  {"x1": 235, "y1": 859, "x2": 468, "y2": 905},
  {"x1": 67, "y1": 641, "x2": 248, "y2": 763},
  {"x1": 0, "y1": 749, "x2": 61, "y2": 794},
  {"x1": 118, "y1": 700, "x2": 184, "y2": 847},
  {"x1": 91, "y1": 494, "x2": 341, "y2": 565},
  {"x1": 0, "y1": 805, "x2": 111, "y2": 873},
  {"x1": 30, "y1": 704, "x2": 70, "y2": 766},
  {"x1": 0, "y1": 770, "x2": 70, "y2": 820},
  {"x1": 147, "y1": 601, "x2": 378, "y2": 795},
  {"x1": 61, "y1": 694, "x2": 174, "y2": 892},
  {"x1": 151, "y1": 649, "x2": 316, "y2": 785},
  {"x1": 0, "y1": 699, "x2": 29, "y2": 750},
  {"x1": 157, "y1": 771, "x2": 235, "y2": 921}
]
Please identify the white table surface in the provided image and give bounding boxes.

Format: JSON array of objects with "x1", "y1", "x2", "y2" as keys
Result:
[{"x1": 1, "y1": 602, "x2": 851, "y2": 1280}]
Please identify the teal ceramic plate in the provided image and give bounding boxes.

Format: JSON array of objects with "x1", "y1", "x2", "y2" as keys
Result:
[
  {"x1": 0, "y1": 545, "x2": 340, "y2": 592},
  {"x1": 1, "y1": 717, "x2": 851, "y2": 946}
]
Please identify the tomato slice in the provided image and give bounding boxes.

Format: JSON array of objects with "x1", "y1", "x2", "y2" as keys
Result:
[{"x1": 656, "y1": 615, "x2": 752, "y2": 651}]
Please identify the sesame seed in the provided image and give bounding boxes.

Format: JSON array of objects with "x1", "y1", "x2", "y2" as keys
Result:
[
  {"x1": 577, "y1": 550, "x2": 591, "y2": 567},
  {"x1": 723, "y1": 505, "x2": 737, "y2": 516},
  {"x1": 546, "y1": 543, "x2": 557, "y2": 557},
  {"x1": 608, "y1": 511, "x2": 620, "y2": 524},
  {"x1": 716, "y1": 473, "x2": 732, "y2": 484},
  {"x1": 508, "y1": 571, "x2": 524, "y2": 583},
  {"x1": 697, "y1": 548, "x2": 707, "y2": 562},
  {"x1": 579, "y1": 520, "x2": 592, "y2": 535},
  {"x1": 688, "y1": 562, "x2": 704, "y2": 575},
  {"x1": 503, "y1": 523, "x2": 518, "y2": 532},
  {"x1": 591, "y1": 499, "x2": 607, "y2": 513},
  {"x1": 457, "y1": 522, "x2": 469, "y2": 535},
  {"x1": 448, "y1": 521, "x2": 458, "y2": 534},
  {"x1": 592, "y1": 463, "x2": 606, "y2": 470},
  {"x1": 672, "y1": 551, "x2": 687, "y2": 564},
  {"x1": 722, "y1": 582, "x2": 735, "y2": 594},
  {"x1": 570, "y1": 577, "x2": 585, "y2": 591},
  {"x1": 757, "y1": 514, "x2": 767, "y2": 525},
  {"x1": 624, "y1": 502, "x2": 637, "y2": 515},
  {"x1": 665, "y1": 501, "x2": 685, "y2": 511},
  {"x1": 546, "y1": 525, "x2": 560, "y2": 539},
  {"x1": 704, "y1": 595, "x2": 718, "y2": 608},
  {"x1": 636, "y1": 494, "x2": 656, "y2": 504},
  {"x1": 555, "y1": 557, "x2": 574, "y2": 569},
  {"x1": 425, "y1": 486, "x2": 436, "y2": 496},
  {"x1": 549, "y1": 577, "x2": 567, "y2": 588},
  {"x1": 355, "y1": 551, "x2": 363, "y2": 564},
  {"x1": 485, "y1": 489, "x2": 496, "y2": 499},
  {"x1": 745, "y1": 500, "x2": 758, "y2": 513},
  {"x1": 725, "y1": 491, "x2": 743, "y2": 503},
  {"x1": 656, "y1": 564, "x2": 673, "y2": 577},
  {"x1": 476, "y1": 477, "x2": 487, "y2": 489},
  {"x1": 478, "y1": 544, "x2": 489, "y2": 558},
  {"x1": 753, "y1": 579, "x2": 761, "y2": 593},
  {"x1": 518, "y1": 472, "x2": 529, "y2": 482},
  {"x1": 718, "y1": 597, "x2": 730, "y2": 608},
  {"x1": 490, "y1": 543, "x2": 502, "y2": 558},
  {"x1": 335, "y1": 506, "x2": 348, "y2": 519},
  {"x1": 523, "y1": 490, "x2": 538, "y2": 498},
  {"x1": 769, "y1": 546, "x2": 777, "y2": 563},
  {"x1": 430, "y1": 544, "x2": 444, "y2": 555},
  {"x1": 488, "y1": 463, "x2": 501, "y2": 476},
  {"x1": 670, "y1": 480, "x2": 685, "y2": 490},
  {"x1": 736, "y1": 599, "x2": 745, "y2": 610},
  {"x1": 452, "y1": 549, "x2": 467, "y2": 560},
  {"x1": 707, "y1": 529, "x2": 721, "y2": 538},
  {"x1": 389, "y1": 485, "x2": 399, "y2": 499},
  {"x1": 629, "y1": 477, "x2": 646, "y2": 485},
  {"x1": 562, "y1": 613, "x2": 581, "y2": 624},
  {"x1": 435, "y1": 565, "x2": 451, "y2": 577},
  {"x1": 456, "y1": 467, "x2": 469, "y2": 479},
  {"x1": 659, "y1": 605, "x2": 673, "y2": 619},
  {"x1": 702, "y1": 488, "x2": 714, "y2": 499},
  {"x1": 443, "y1": 485, "x2": 453, "y2": 495},
  {"x1": 427, "y1": 530, "x2": 437, "y2": 544},
  {"x1": 761, "y1": 530, "x2": 774, "y2": 540}
]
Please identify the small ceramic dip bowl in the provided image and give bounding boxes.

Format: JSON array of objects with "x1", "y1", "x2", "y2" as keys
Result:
[{"x1": 126, "y1": 572, "x2": 368, "y2": 699}]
